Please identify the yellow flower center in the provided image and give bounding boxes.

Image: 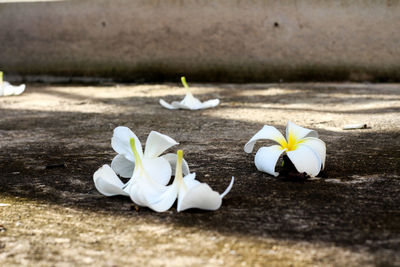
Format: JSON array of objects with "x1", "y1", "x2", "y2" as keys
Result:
[{"x1": 280, "y1": 132, "x2": 303, "y2": 151}]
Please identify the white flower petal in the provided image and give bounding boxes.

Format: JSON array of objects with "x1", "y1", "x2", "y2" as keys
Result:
[
  {"x1": 287, "y1": 145, "x2": 322, "y2": 177},
  {"x1": 220, "y1": 176, "x2": 234, "y2": 198},
  {"x1": 1, "y1": 82, "x2": 26, "y2": 96},
  {"x1": 200, "y1": 99, "x2": 220, "y2": 109},
  {"x1": 111, "y1": 154, "x2": 134, "y2": 178},
  {"x1": 171, "y1": 101, "x2": 183, "y2": 109},
  {"x1": 177, "y1": 182, "x2": 222, "y2": 212},
  {"x1": 142, "y1": 157, "x2": 172, "y2": 186},
  {"x1": 13, "y1": 84, "x2": 26, "y2": 95},
  {"x1": 128, "y1": 176, "x2": 162, "y2": 206},
  {"x1": 176, "y1": 173, "x2": 199, "y2": 211},
  {"x1": 159, "y1": 99, "x2": 178, "y2": 110},
  {"x1": 254, "y1": 145, "x2": 286, "y2": 177},
  {"x1": 160, "y1": 91, "x2": 219, "y2": 110},
  {"x1": 244, "y1": 125, "x2": 286, "y2": 153},
  {"x1": 286, "y1": 121, "x2": 318, "y2": 140},
  {"x1": 144, "y1": 184, "x2": 178, "y2": 212},
  {"x1": 161, "y1": 153, "x2": 190, "y2": 176},
  {"x1": 144, "y1": 131, "x2": 179, "y2": 158},
  {"x1": 301, "y1": 137, "x2": 326, "y2": 169},
  {"x1": 180, "y1": 93, "x2": 203, "y2": 109},
  {"x1": 93, "y1": 165, "x2": 129, "y2": 196},
  {"x1": 127, "y1": 173, "x2": 177, "y2": 212},
  {"x1": 111, "y1": 126, "x2": 143, "y2": 162},
  {"x1": 181, "y1": 172, "x2": 200, "y2": 188},
  {"x1": 177, "y1": 173, "x2": 233, "y2": 212}
]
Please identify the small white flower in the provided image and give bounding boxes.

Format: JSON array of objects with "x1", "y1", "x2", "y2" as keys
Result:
[
  {"x1": 159, "y1": 77, "x2": 219, "y2": 110},
  {"x1": 244, "y1": 121, "x2": 326, "y2": 177},
  {"x1": 172, "y1": 150, "x2": 234, "y2": 212},
  {"x1": 0, "y1": 71, "x2": 25, "y2": 96},
  {"x1": 93, "y1": 126, "x2": 189, "y2": 198},
  {"x1": 110, "y1": 126, "x2": 183, "y2": 184}
]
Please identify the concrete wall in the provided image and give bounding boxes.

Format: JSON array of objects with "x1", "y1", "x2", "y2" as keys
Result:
[{"x1": 0, "y1": 0, "x2": 399, "y2": 82}]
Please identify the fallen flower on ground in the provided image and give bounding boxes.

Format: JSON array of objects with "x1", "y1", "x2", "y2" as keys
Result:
[
  {"x1": 0, "y1": 71, "x2": 25, "y2": 96},
  {"x1": 94, "y1": 126, "x2": 187, "y2": 197},
  {"x1": 172, "y1": 150, "x2": 234, "y2": 212},
  {"x1": 159, "y1": 76, "x2": 219, "y2": 110},
  {"x1": 244, "y1": 121, "x2": 326, "y2": 177},
  {"x1": 110, "y1": 126, "x2": 189, "y2": 184}
]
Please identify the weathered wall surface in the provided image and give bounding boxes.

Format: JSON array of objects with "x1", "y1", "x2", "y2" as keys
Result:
[{"x1": 0, "y1": 0, "x2": 399, "y2": 82}]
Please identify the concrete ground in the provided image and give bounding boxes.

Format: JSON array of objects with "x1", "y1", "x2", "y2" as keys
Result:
[{"x1": 0, "y1": 83, "x2": 399, "y2": 266}]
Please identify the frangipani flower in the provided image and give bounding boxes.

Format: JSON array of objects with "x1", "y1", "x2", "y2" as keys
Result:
[
  {"x1": 244, "y1": 121, "x2": 326, "y2": 177},
  {"x1": 111, "y1": 126, "x2": 190, "y2": 183},
  {"x1": 159, "y1": 77, "x2": 220, "y2": 110},
  {"x1": 172, "y1": 150, "x2": 234, "y2": 212},
  {"x1": 94, "y1": 126, "x2": 188, "y2": 197},
  {"x1": 93, "y1": 137, "x2": 178, "y2": 212},
  {"x1": 0, "y1": 71, "x2": 25, "y2": 96}
]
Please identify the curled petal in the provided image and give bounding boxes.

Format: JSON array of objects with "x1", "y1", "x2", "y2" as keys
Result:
[
  {"x1": 161, "y1": 153, "x2": 190, "y2": 176},
  {"x1": 128, "y1": 176, "x2": 177, "y2": 212},
  {"x1": 286, "y1": 121, "x2": 318, "y2": 140},
  {"x1": 93, "y1": 165, "x2": 129, "y2": 196},
  {"x1": 145, "y1": 184, "x2": 178, "y2": 212},
  {"x1": 177, "y1": 181, "x2": 222, "y2": 212},
  {"x1": 287, "y1": 145, "x2": 321, "y2": 177},
  {"x1": 254, "y1": 145, "x2": 286, "y2": 177},
  {"x1": 142, "y1": 157, "x2": 172, "y2": 186},
  {"x1": 244, "y1": 125, "x2": 286, "y2": 153},
  {"x1": 144, "y1": 131, "x2": 179, "y2": 158},
  {"x1": 220, "y1": 176, "x2": 234, "y2": 199},
  {"x1": 177, "y1": 174, "x2": 233, "y2": 212},
  {"x1": 159, "y1": 99, "x2": 178, "y2": 110},
  {"x1": 200, "y1": 99, "x2": 220, "y2": 109},
  {"x1": 111, "y1": 126, "x2": 143, "y2": 162},
  {"x1": 1, "y1": 82, "x2": 26, "y2": 96},
  {"x1": 301, "y1": 137, "x2": 326, "y2": 169},
  {"x1": 111, "y1": 154, "x2": 134, "y2": 178}
]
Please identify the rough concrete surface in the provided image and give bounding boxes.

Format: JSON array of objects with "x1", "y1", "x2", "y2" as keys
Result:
[
  {"x1": 1, "y1": 0, "x2": 400, "y2": 81},
  {"x1": 0, "y1": 82, "x2": 399, "y2": 266}
]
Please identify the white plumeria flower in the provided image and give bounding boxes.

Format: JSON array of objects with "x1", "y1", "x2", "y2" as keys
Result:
[
  {"x1": 0, "y1": 71, "x2": 25, "y2": 96},
  {"x1": 159, "y1": 77, "x2": 219, "y2": 110},
  {"x1": 172, "y1": 150, "x2": 234, "y2": 212},
  {"x1": 94, "y1": 133, "x2": 180, "y2": 212},
  {"x1": 244, "y1": 121, "x2": 326, "y2": 177},
  {"x1": 94, "y1": 126, "x2": 188, "y2": 197},
  {"x1": 111, "y1": 126, "x2": 190, "y2": 183}
]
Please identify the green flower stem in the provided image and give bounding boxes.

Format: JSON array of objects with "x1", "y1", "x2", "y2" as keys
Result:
[
  {"x1": 175, "y1": 150, "x2": 188, "y2": 191},
  {"x1": 181, "y1": 76, "x2": 191, "y2": 94},
  {"x1": 130, "y1": 138, "x2": 142, "y2": 168}
]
